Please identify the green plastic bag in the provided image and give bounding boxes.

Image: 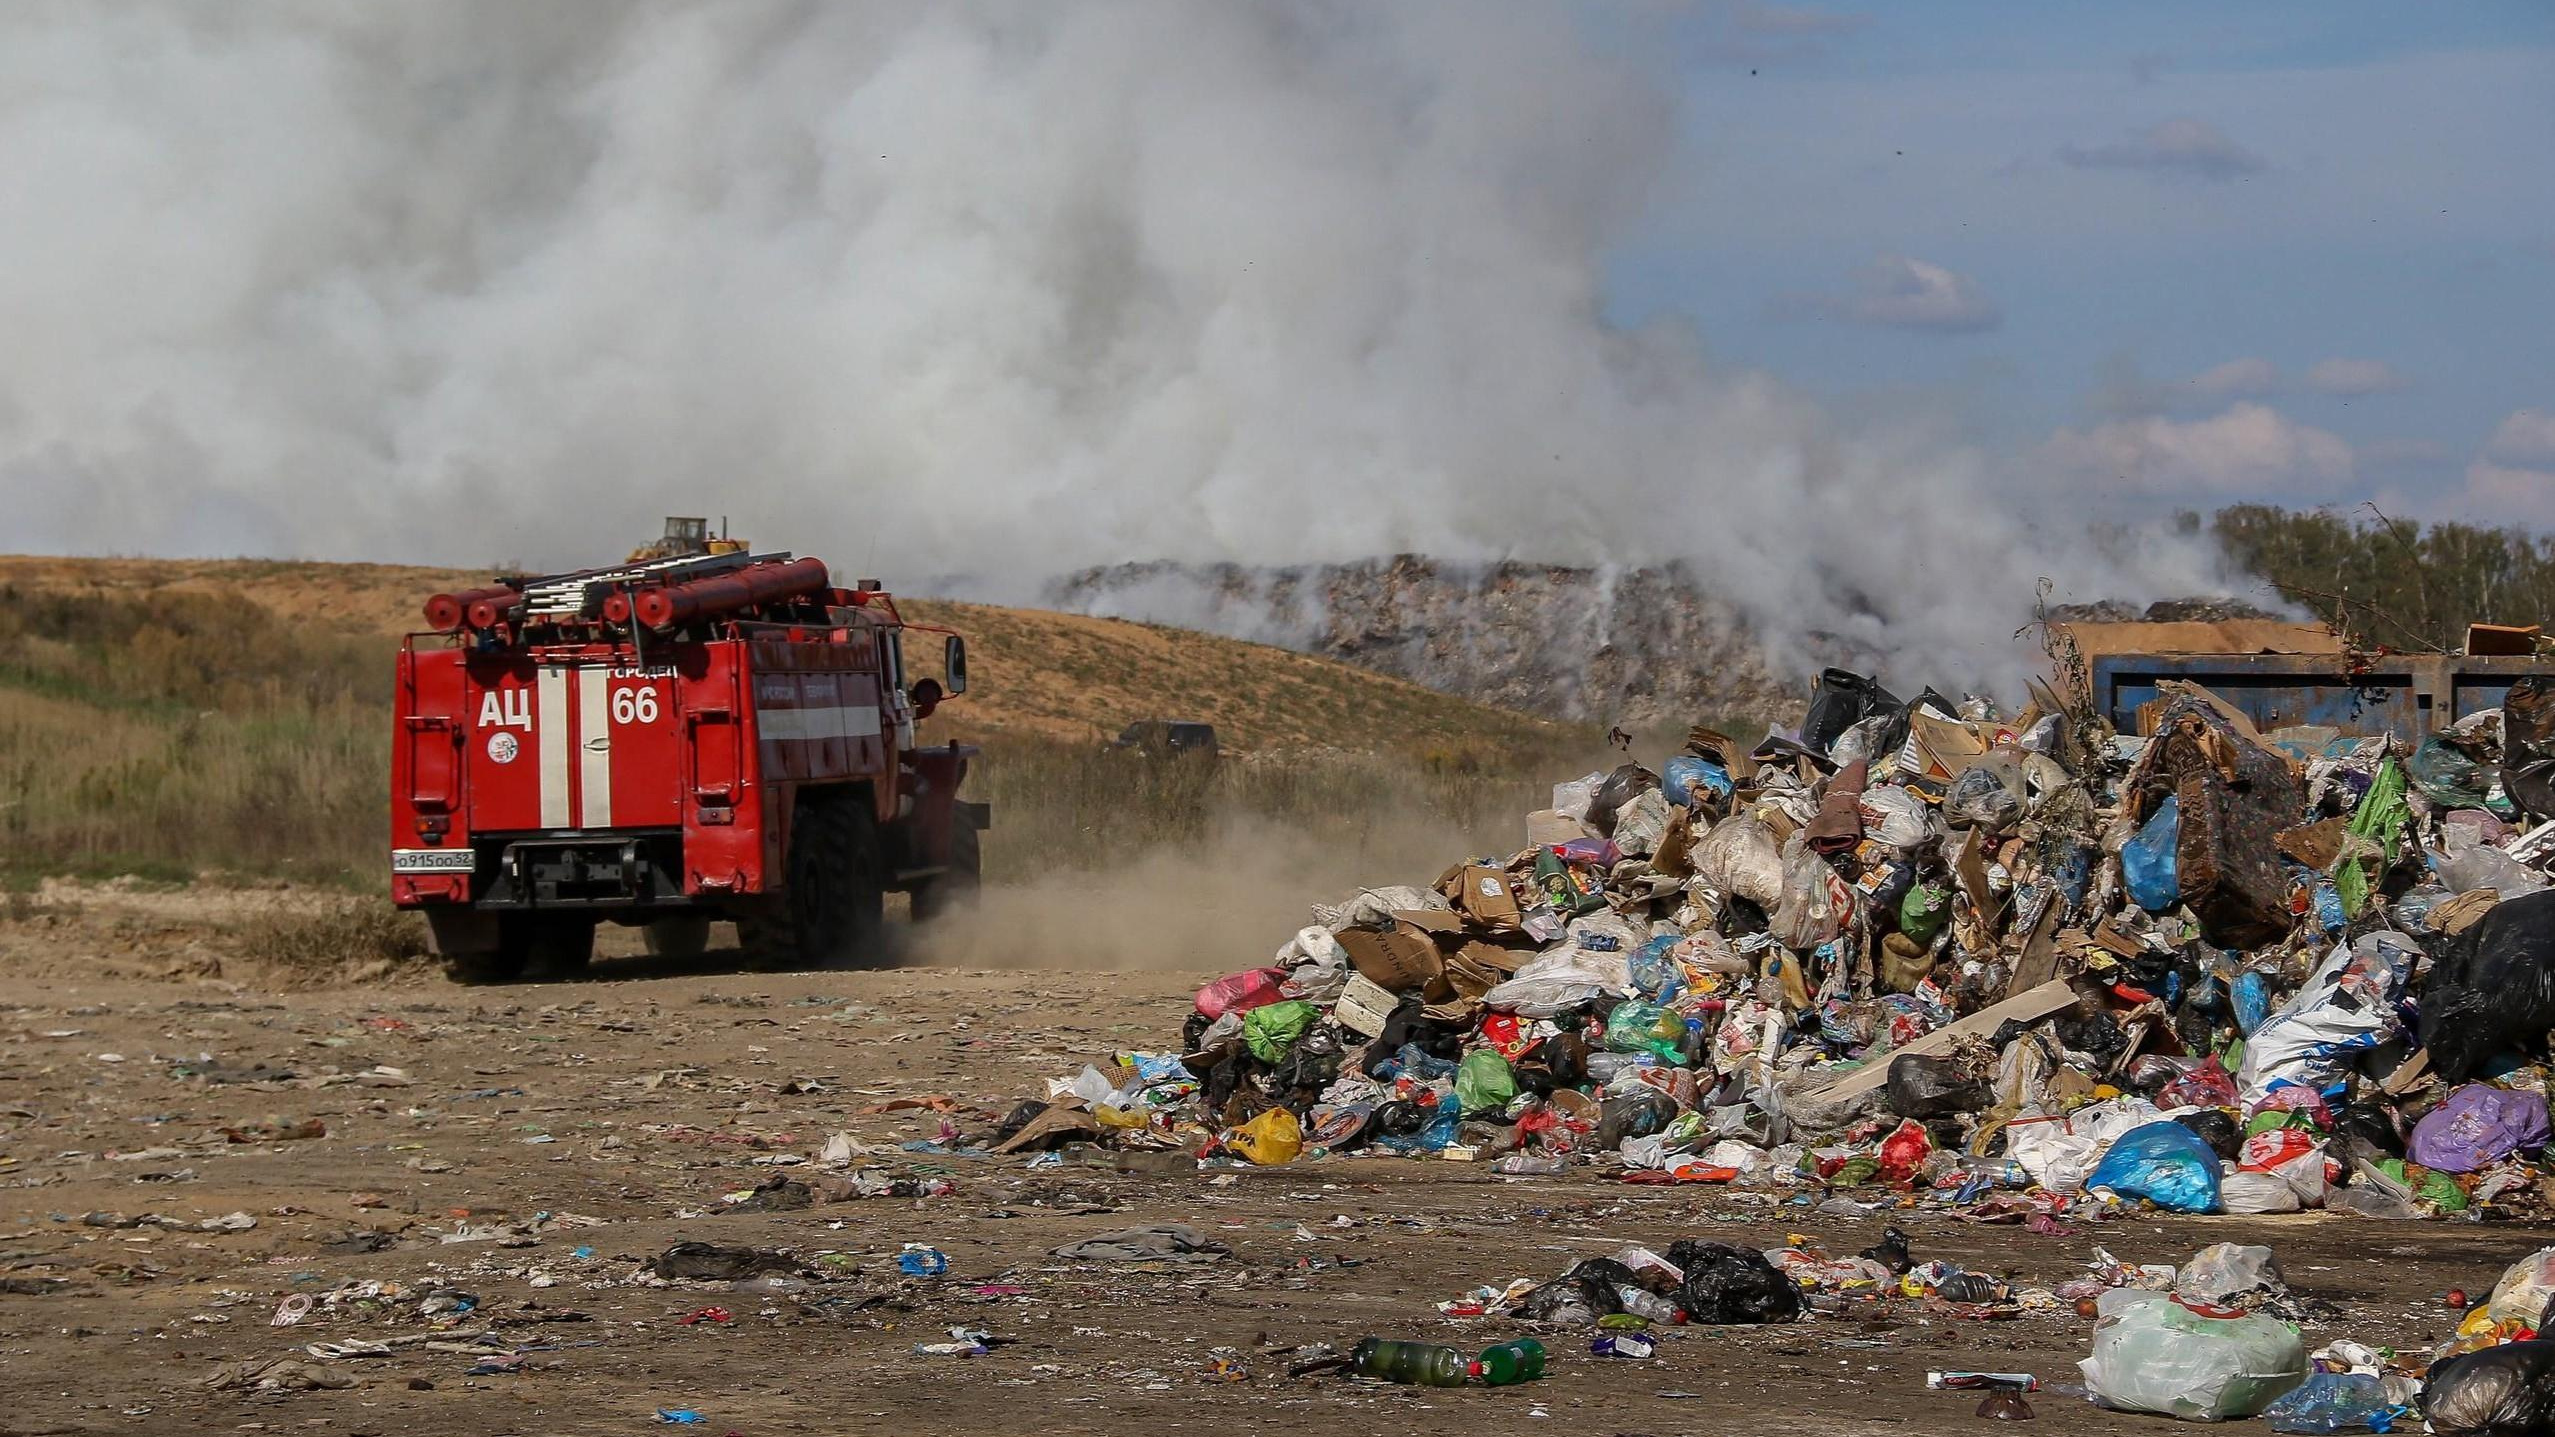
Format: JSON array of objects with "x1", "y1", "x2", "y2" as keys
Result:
[
  {"x1": 1454, "y1": 1049, "x2": 1518, "y2": 1111},
  {"x1": 1243, "y1": 1000, "x2": 1319, "y2": 1062},
  {"x1": 1899, "y1": 883, "x2": 1953, "y2": 945},
  {"x1": 2333, "y1": 758, "x2": 2410, "y2": 919}
]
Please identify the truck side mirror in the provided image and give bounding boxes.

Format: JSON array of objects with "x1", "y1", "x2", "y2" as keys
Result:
[{"x1": 944, "y1": 635, "x2": 968, "y2": 695}]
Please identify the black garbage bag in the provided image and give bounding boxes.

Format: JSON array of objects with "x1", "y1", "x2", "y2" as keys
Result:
[
  {"x1": 2173, "y1": 1108, "x2": 2242, "y2": 1161},
  {"x1": 1596, "y1": 1089, "x2": 1677, "y2": 1151},
  {"x1": 1666, "y1": 1241, "x2": 1801, "y2": 1324},
  {"x1": 2054, "y1": 1008, "x2": 2129, "y2": 1070},
  {"x1": 647, "y1": 1241, "x2": 805, "y2": 1282},
  {"x1": 1885, "y1": 1054, "x2": 1986, "y2": 1120},
  {"x1": 1801, "y1": 669, "x2": 1904, "y2": 759},
  {"x1": 2423, "y1": 889, "x2": 2555, "y2": 1085},
  {"x1": 2423, "y1": 1338, "x2": 2555, "y2": 1435},
  {"x1": 1590, "y1": 764, "x2": 1662, "y2": 838},
  {"x1": 2336, "y1": 1099, "x2": 2407, "y2": 1159},
  {"x1": 1858, "y1": 1226, "x2": 1913, "y2": 1275}
]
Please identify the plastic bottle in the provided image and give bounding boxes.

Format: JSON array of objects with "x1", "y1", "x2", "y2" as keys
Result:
[
  {"x1": 1473, "y1": 1339, "x2": 1546, "y2": 1385},
  {"x1": 1350, "y1": 1338, "x2": 1470, "y2": 1387},
  {"x1": 1612, "y1": 1286, "x2": 1685, "y2": 1324}
]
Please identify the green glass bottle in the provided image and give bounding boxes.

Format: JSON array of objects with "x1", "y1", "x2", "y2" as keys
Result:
[
  {"x1": 1474, "y1": 1338, "x2": 1547, "y2": 1385},
  {"x1": 1349, "y1": 1338, "x2": 1470, "y2": 1387}
]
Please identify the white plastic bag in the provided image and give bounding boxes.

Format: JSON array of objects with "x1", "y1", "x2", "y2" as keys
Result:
[
  {"x1": 2174, "y1": 1243, "x2": 2284, "y2": 1306},
  {"x1": 1770, "y1": 836, "x2": 1841, "y2": 950},
  {"x1": 1551, "y1": 772, "x2": 1605, "y2": 823},
  {"x1": 1694, "y1": 817, "x2": 1785, "y2": 910},
  {"x1": 2081, "y1": 1292, "x2": 2308, "y2": 1420},
  {"x1": 1856, "y1": 786, "x2": 1937, "y2": 851},
  {"x1": 2236, "y1": 933, "x2": 2417, "y2": 1104},
  {"x1": 1614, "y1": 788, "x2": 1671, "y2": 858},
  {"x1": 2218, "y1": 1171, "x2": 2304, "y2": 1214}
]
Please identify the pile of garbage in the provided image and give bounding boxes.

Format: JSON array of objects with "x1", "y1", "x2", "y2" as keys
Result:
[{"x1": 1016, "y1": 667, "x2": 2555, "y2": 1220}]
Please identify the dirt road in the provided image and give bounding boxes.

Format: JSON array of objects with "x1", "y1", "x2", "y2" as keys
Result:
[{"x1": 0, "y1": 897, "x2": 2540, "y2": 1436}]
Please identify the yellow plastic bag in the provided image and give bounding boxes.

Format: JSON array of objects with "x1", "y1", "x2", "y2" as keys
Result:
[{"x1": 1227, "y1": 1107, "x2": 1304, "y2": 1165}]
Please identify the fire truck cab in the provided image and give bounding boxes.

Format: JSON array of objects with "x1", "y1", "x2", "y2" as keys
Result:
[{"x1": 393, "y1": 550, "x2": 987, "y2": 982}]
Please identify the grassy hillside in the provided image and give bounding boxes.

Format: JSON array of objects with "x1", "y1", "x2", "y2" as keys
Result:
[{"x1": 0, "y1": 555, "x2": 1592, "y2": 887}]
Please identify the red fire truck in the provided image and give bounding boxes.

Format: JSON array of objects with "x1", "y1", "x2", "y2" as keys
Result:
[{"x1": 392, "y1": 550, "x2": 986, "y2": 982}]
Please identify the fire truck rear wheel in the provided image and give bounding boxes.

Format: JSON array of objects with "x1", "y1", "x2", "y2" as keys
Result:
[
  {"x1": 526, "y1": 918, "x2": 595, "y2": 976},
  {"x1": 643, "y1": 915, "x2": 713, "y2": 959},
  {"x1": 910, "y1": 820, "x2": 982, "y2": 922},
  {"x1": 443, "y1": 916, "x2": 531, "y2": 985},
  {"x1": 742, "y1": 791, "x2": 886, "y2": 969}
]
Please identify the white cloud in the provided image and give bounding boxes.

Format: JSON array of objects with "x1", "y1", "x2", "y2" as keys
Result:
[
  {"x1": 2304, "y1": 357, "x2": 2409, "y2": 396},
  {"x1": 2487, "y1": 408, "x2": 2555, "y2": 465},
  {"x1": 2185, "y1": 357, "x2": 2280, "y2": 400},
  {"x1": 1801, "y1": 253, "x2": 2000, "y2": 333},
  {"x1": 2040, "y1": 403, "x2": 2355, "y2": 496},
  {"x1": 2452, "y1": 460, "x2": 2555, "y2": 529},
  {"x1": 2058, "y1": 117, "x2": 2267, "y2": 182}
]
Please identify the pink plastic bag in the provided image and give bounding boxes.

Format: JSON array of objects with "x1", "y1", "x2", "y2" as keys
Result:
[{"x1": 1195, "y1": 967, "x2": 1290, "y2": 1020}]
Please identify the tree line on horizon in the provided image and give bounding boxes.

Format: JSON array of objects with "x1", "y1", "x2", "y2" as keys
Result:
[{"x1": 2195, "y1": 503, "x2": 2554, "y2": 653}]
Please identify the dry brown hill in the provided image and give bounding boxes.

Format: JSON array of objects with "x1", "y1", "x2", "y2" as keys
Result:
[{"x1": 0, "y1": 555, "x2": 1568, "y2": 755}]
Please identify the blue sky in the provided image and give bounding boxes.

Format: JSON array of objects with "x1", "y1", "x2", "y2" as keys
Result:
[{"x1": 1603, "y1": 1, "x2": 2555, "y2": 524}]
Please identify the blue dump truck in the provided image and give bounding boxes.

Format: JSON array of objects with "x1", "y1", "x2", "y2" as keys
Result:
[{"x1": 2092, "y1": 650, "x2": 2546, "y2": 740}]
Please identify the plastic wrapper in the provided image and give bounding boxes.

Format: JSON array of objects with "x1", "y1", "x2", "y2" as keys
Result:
[
  {"x1": 2423, "y1": 1341, "x2": 2555, "y2": 1437},
  {"x1": 2487, "y1": 1247, "x2": 2555, "y2": 1328},
  {"x1": 2083, "y1": 1120, "x2": 2221, "y2": 1213},
  {"x1": 2431, "y1": 843, "x2": 2550, "y2": 897},
  {"x1": 2409, "y1": 1083, "x2": 2552, "y2": 1173},
  {"x1": 2080, "y1": 1293, "x2": 2308, "y2": 1421}
]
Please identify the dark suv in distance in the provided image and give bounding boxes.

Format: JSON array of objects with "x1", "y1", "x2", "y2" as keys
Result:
[{"x1": 1108, "y1": 720, "x2": 1221, "y2": 760}]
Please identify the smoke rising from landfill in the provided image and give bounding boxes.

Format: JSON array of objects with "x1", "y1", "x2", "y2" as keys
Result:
[{"x1": 3, "y1": 3, "x2": 2224, "y2": 684}]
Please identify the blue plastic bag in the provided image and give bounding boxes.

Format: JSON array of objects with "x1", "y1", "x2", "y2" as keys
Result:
[
  {"x1": 1629, "y1": 935, "x2": 1682, "y2": 1003},
  {"x1": 2233, "y1": 970, "x2": 2271, "y2": 1035},
  {"x1": 2261, "y1": 1371, "x2": 2401, "y2": 1434},
  {"x1": 1663, "y1": 755, "x2": 1734, "y2": 806},
  {"x1": 2085, "y1": 1120, "x2": 2222, "y2": 1213},
  {"x1": 2122, "y1": 795, "x2": 2180, "y2": 912}
]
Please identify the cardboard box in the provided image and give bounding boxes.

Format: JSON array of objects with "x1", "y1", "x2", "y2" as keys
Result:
[
  {"x1": 1331, "y1": 974, "x2": 1400, "y2": 1037},
  {"x1": 1334, "y1": 911, "x2": 1460, "y2": 996},
  {"x1": 1444, "y1": 864, "x2": 1522, "y2": 932}
]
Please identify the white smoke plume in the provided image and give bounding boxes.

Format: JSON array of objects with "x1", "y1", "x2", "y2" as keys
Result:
[{"x1": 2, "y1": 3, "x2": 2227, "y2": 683}]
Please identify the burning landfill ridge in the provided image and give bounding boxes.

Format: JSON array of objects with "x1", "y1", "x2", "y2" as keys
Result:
[{"x1": 966, "y1": 666, "x2": 2555, "y2": 1426}]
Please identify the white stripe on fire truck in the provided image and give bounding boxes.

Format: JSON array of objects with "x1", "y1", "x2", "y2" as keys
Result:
[
  {"x1": 755, "y1": 704, "x2": 882, "y2": 743},
  {"x1": 578, "y1": 666, "x2": 612, "y2": 828},
  {"x1": 536, "y1": 665, "x2": 570, "y2": 828}
]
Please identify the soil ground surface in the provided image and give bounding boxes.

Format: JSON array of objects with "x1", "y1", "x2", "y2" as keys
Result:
[{"x1": 0, "y1": 889, "x2": 2540, "y2": 1437}]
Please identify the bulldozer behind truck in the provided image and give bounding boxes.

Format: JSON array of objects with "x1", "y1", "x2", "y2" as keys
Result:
[{"x1": 394, "y1": 547, "x2": 987, "y2": 983}]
